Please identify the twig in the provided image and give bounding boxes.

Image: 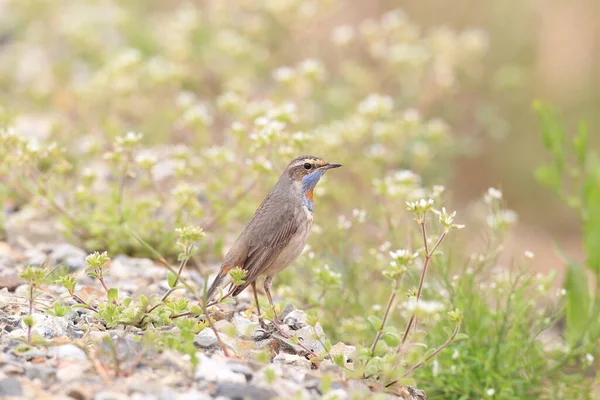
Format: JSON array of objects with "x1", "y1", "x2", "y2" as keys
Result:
[
  {"x1": 401, "y1": 321, "x2": 460, "y2": 378},
  {"x1": 397, "y1": 226, "x2": 447, "y2": 354},
  {"x1": 370, "y1": 276, "x2": 402, "y2": 356}
]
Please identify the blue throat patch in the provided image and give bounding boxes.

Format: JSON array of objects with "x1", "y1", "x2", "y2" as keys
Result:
[{"x1": 301, "y1": 170, "x2": 325, "y2": 213}]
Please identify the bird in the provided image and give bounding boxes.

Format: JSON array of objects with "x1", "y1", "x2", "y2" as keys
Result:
[{"x1": 206, "y1": 155, "x2": 341, "y2": 328}]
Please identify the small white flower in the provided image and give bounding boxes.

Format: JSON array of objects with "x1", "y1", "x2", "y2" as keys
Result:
[
  {"x1": 524, "y1": 250, "x2": 535, "y2": 259},
  {"x1": 557, "y1": 288, "x2": 567, "y2": 297},
  {"x1": 352, "y1": 209, "x2": 367, "y2": 223},
  {"x1": 484, "y1": 188, "x2": 503, "y2": 204},
  {"x1": 337, "y1": 215, "x2": 352, "y2": 230},
  {"x1": 585, "y1": 353, "x2": 594, "y2": 364},
  {"x1": 331, "y1": 25, "x2": 355, "y2": 45},
  {"x1": 486, "y1": 388, "x2": 495, "y2": 396},
  {"x1": 273, "y1": 66, "x2": 295, "y2": 83}
]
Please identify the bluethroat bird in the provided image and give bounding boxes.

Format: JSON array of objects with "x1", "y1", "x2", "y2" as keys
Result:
[{"x1": 206, "y1": 155, "x2": 341, "y2": 328}]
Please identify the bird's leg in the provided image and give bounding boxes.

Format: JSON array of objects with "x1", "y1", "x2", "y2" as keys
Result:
[
  {"x1": 251, "y1": 281, "x2": 268, "y2": 330},
  {"x1": 264, "y1": 276, "x2": 291, "y2": 338}
]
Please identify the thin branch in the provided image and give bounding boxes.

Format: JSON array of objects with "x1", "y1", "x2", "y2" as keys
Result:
[
  {"x1": 397, "y1": 226, "x2": 447, "y2": 354},
  {"x1": 370, "y1": 277, "x2": 402, "y2": 356}
]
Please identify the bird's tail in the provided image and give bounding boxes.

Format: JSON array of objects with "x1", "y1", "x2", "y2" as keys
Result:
[{"x1": 205, "y1": 269, "x2": 228, "y2": 302}]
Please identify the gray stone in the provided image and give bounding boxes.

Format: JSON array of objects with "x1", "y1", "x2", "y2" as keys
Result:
[
  {"x1": 48, "y1": 344, "x2": 87, "y2": 361},
  {"x1": 173, "y1": 391, "x2": 212, "y2": 400},
  {"x1": 277, "y1": 304, "x2": 295, "y2": 321},
  {"x1": 0, "y1": 315, "x2": 21, "y2": 330},
  {"x1": 94, "y1": 392, "x2": 130, "y2": 400},
  {"x1": 194, "y1": 329, "x2": 218, "y2": 349},
  {"x1": 0, "y1": 378, "x2": 22, "y2": 397},
  {"x1": 228, "y1": 363, "x2": 254, "y2": 382},
  {"x1": 56, "y1": 364, "x2": 86, "y2": 381},
  {"x1": 231, "y1": 314, "x2": 259, "y2": 339},
  {"x1": 252, "y1": 364, "x2": 311, "y2": 399},
  {"x1": 25, "y1": 364, "x2": 54, "y2": 381},
  {"x1": 282, "y1": 309, "x2": 308, "y2": 330},
  {"x1": 24, "y1": 313, "x2": 70, "y2": 339},
  {"x1": 195, "y1": 354, "x2": 246, "y2": 383},
  {"x1": 330, "y1": 342, "x2": 356, "y2": 365},
  {"x1": 214, "y1": 382, "x2": 277, "y2": 400},
  {"x1": 273, "y1": 353, "x2": 312, "y2": 369},
  {"x1": 50, "y1": 243, "x2": 87, "y2": 271},
  {"x1": 322, "y1": 389, "x2": 349, "y2": 399},
  {"x1": 274, "y1": 324, "x2": 326, "y2": 356}
]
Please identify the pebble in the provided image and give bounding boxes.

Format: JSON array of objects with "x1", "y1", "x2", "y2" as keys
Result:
[
  {"x1": 282, "y1": 309, "x2": 308, "y2": 330},
  {"x1": 0, "y1": 378, "x2": 23, "y2": 397},
  {"x1": 214, "y1": 382, "x2": 277, "y2": 400},
  {"x1": 195, "y1": 354, "x2": 246, "y2": 383},
  {"x1": 194, "y1": 329, "x2": 218, "y2": 349},
  {"x1": 48, "y1": 344, "x2": 88, "y2": 361},
  {"x1": 231, "y1": 314, "x2": 259, "y2": 338},
  {"x1": 95, "y1": 392, "x2": 130, "y2": 400},
  {"x1": 57, "y1": 364, "x2": 86, "y2": 381},
  {"x1": 273, "y1": 353, "x2": 312, "y2": 369}
]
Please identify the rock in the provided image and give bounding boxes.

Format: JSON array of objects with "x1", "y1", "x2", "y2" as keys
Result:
[
  {"x1": 0, "y1": 273, "x2": 23, "y2": 292},
  {"x1": 195, "y1": 354, "x2": 246, "y2": 383},
  {"x1": 4, "y1": 206, "x2": 63, "y2": 247},
  {"x1": 50, "y1": 243, "x2": 87, "y2": 271},
  {"x1": 231, "y1": 314, "x2": 259, "y2": 339},
  {"x1": 48, "y1": 344, "x2": 87, "y2": 361},
  {"x1": 214, "y1": 382, "x2": 277, "y2": 400},
  {"x1": 330, "y1": 342, "x2": 356, "y2": 366},
  {"x1": 94, "y1": 392, "x2": 130, "y2": 400},
  {"x1": 273, "y1": 353, "x2": 312, "y2": 369},
  {"x1": 194, "y1": 329, "x2": 218, "y2": 349},
  {"x1": 277, "y1": 304, "x2": 295, "y2": 321},
  {"x1": 25, "y1": 364, "x2": 54, "y2": 381},
  {"x1": 282, "y1": 309, "x2": 308, "y2": 330},
  {"x1": 0, "y1": 377, "x2": 23, "y2": 397},
  {"x1": 274, "y1": 324, "x2": 326, "y2": 356},
  {"x1": 214, "y1": 319, "x2": 237, "y2": 336},
  {"x1": 228, "y1": 363, "x2": 254, "y2": 382},
  {"x1": 0, "y1": 315, "x2": 21, "y2": 331},
  {"x1": 56, "y1": 363, "x2": 86, "y2": 382},
  {"x1": 173, "y1": 391, "x2": 212, "y2": 400},
  {"x1": 25, "y1": 313, "x2": 70, "y2": 339},
  {"x1": 322, "y1": 389, "x2": 349, "y2": 399},
  {"x1": 252, "y1": 364, "x2": 311, "y2": 399}
]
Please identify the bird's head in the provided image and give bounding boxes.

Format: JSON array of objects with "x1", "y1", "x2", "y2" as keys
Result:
[{"x1": 284, "y1": 156, "x2": 341, "y2": 210}]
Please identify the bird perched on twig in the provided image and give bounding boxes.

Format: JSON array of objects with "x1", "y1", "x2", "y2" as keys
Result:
[{"x1": 206, "y1": 155, "x2": 342, "y2": 328}]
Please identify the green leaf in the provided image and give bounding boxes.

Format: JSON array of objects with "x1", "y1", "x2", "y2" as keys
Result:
[
  {"x1": 366, "y1": 315, "x2": 382, "y2": 332},
  {"x1": 454, "y1": 333, "x2": 469, "y2": 342},
  {"x1": 563, "y1": 257, "x2": 590, "y2": 344},
  {"x1": 573, "y1": 121, "x2": 588, "y2": 167},
  {"x1": 382, "y1": 331, "x2": 400, "y2": 347},
  {"x1": 534, "y1": 164, "x2": 562, "y2": 194},
  {"x1": 533, "y1": 100, "x2": 565, "y2": 170},
  {"x1": 23, "y1": 315, "x2": 34, "y2": 327},
  {"x1": 167, "y1": 271, "x2": 177, "y2": 288},
  {"x1": 107, "y1": 288, "x2": 119, "y2": 303},
  {"x1": 582, "y1": 156, "x2": 600, "y2": 274}
]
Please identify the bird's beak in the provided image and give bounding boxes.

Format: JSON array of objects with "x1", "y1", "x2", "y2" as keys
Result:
[{"x1": 322, "y1": 163, "x2": 342, "y2": 170}]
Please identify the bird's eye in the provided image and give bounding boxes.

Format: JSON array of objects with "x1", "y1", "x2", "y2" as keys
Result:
[{"x1": 303, "y1": 163, "x2": 312, "y2": 170}]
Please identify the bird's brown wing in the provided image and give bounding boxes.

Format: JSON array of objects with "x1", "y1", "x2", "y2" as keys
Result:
[{"x1": 231, "y1": 207, "x2": 299, "y2": 296}]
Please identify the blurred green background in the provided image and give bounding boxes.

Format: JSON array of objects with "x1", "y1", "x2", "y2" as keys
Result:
[{"x1": 2, "y1": 0, "x2": 599, "y2": 275}]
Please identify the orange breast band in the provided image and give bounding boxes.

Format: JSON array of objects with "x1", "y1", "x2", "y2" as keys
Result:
[{"x1": 305, "y1": 188, "x2": 314, "y2": 202}]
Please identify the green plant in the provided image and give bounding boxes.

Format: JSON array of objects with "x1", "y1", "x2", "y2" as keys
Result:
[
  {"x1": 534, "y1": 101, "x2": 600, "y2": 356},
  {"x1": 18, "y1": 264, "x2": 50, "y2": 343}
]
